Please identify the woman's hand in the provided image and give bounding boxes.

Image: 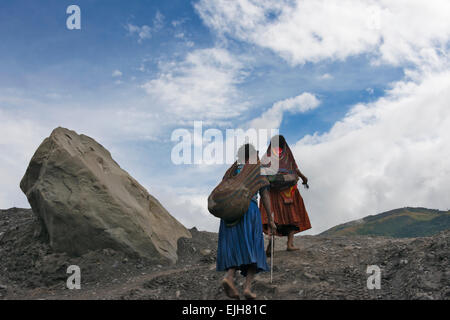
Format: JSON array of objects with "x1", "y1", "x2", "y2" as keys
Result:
[
  {"x1": 302, "y1": 176, "x2": 308, "y2": 184},
  {"x1": 268, "y1": 217, "x2": 277, "y2": 235},
  {"x1": 302, "y1": 177, "x2": 309, "y2": 189},
  {"x1": 296, "y1": 168, "x2": 309, "y2": 187}
]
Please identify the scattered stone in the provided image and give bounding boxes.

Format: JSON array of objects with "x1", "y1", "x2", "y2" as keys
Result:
[
  {"x1": 1, "y1": 204, "x2": 449, "y2": 300},
  {"x1": 200, "y1": 249, "x2": 212, "y2": 256},
  {"x1": 303, "y1": 272, "x2": 318, "y2": 280}
]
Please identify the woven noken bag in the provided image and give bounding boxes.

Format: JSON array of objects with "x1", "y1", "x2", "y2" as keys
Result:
[{"x1": 208, "y1": 161, "x2": 270, "y2": 227}]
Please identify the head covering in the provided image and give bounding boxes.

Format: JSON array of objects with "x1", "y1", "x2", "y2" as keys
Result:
[
  {"x1": 261, "y1": 135, "x2": 298, "y2": 175},
  {"x1": 236, "y1": 143, "x2": 258, "y2": 164}
]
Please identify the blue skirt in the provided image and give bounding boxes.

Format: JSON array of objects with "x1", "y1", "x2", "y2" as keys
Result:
[{"x1": 216, "y1": 200, "x2": 269, "y2": 277}]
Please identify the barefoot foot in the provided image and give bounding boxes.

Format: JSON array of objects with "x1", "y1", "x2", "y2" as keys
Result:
[
  {"x1": 243, "y1": 288, "x2": 257, "y2": 300},
  {"x1": 222, "y1": 278, "x2": 240, "y2": 299}
]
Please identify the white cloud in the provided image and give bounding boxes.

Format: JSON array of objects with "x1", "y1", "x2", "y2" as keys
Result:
[
  {"x1": 195, "y1": 0, "x2": 450, "y2": 67},
  {"x1": 125, "y1": 11, "x2": 165, "y2": 43},
  {"x1": 138, "y1": 64, "x2": 146, "y2": 72},
  {"x1": 112, "y1": 70, "x2": 123, "y2": 77},
  {"x1": 0, "y1": 110, "x2": 49, "y2": 208},
  {"x1": 45, "y1": 92, "x2": 68, "y2": 99},
  {"x1": 189, "y1": 0, "x2": 450, "y2": 234},
  {"x1": 153, "y1": 10, "x2": 164, "y2": 30},
  {"x1": 175, "y1": 32, "x2": 184, "y2": 39},
  {"x1": 319, "y1": 73, "x2": 333, "y2": 80},
  {"x1": 249, "y1": 92, "x2": 320, "y2": 130},
  {"x1": 291, "y1": 68, "x2": 450, "y2": 234},
  {"x1": 171, "y1": 18, "x2": 187, "y2": 27},
  {"x1": 126, "y1": 23, "x2": 152, "y2": 43},
  {"x1": 151, "y1": 185, "x2": 219, "y2": 232},
  {"x1": 142, "y1": 48, "x2": 249, "y2": 122}
]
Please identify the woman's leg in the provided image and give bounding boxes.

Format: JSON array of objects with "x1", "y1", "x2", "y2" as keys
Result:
[
  {"x1": 286, "y1": 230, "x2": 299, "y2": 251},
  {"x1": 222, "y1": 268, "x2": 240, "y2": 299},
  {"x1": 243, "y1": 265, "x2": 257, "y2": 299}
]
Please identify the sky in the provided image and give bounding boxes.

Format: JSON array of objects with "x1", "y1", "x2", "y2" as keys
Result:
[{"x1": 0, "y1": 0, "x2": 449, "y2": 234}]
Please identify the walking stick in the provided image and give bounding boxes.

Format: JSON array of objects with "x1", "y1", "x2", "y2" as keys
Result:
[
  {"x1": 270, "y1": 212, "x2": 274, "y2": 284},
  {"x1": 270, "y1": 232, "x2": 274, "y2": 284}
]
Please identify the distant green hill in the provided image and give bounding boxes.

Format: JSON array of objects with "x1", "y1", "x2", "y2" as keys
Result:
[{"x1": 320, "y1": 207, "x2": 450, "y2": 238}]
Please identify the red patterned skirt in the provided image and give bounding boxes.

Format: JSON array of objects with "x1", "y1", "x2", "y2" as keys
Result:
[{"x1": 259, "y1": 186, "x2": 311, "y2": 236}]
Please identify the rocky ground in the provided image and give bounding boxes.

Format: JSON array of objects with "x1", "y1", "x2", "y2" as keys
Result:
[{"x1": 0, "y1": 208, "x2": 449, "y2": 300}]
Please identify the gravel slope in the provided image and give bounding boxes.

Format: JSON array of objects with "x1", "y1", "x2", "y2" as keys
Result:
[{"x1": 1, "y1": 208, "x2": 448, "y2": 300}]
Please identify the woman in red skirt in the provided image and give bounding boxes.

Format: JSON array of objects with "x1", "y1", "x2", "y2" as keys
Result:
[{"x1": 259, "y1": 135, "x2": 311, "y2": 254}]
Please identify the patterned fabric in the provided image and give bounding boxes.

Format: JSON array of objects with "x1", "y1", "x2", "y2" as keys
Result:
[
  {"x1": 259, "y1": 135, "x2": 312, "y2": 236},
  {"x1": 261, "y1": 135, "x2": 298, "y2": 175},
  {"x1": 208, "y1": 160, "x2": 270, "y2": 227},
  {"x1": 260, "y1": 187, "x2": 311, "y2": 236},
  {"x1": 235, "y1": 164, "x2": 265, "y2": 202}
]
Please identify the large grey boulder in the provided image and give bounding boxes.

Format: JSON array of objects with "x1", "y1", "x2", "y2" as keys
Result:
[{"x1": 20, "y1": 127, "x2": 191, "y2": 264}]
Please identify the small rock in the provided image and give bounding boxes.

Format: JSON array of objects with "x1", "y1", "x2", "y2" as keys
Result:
[
  {"x1": 416, "y1": 292, "x2": 434, "y2": 300},
  {"x1": 176, "y1": 290, "x2": 181, "y2": 298},
  {"x1": 303, "y1": 272, "x2": 317, "y2": 280},
  {"x1": 200, "y1": 249, "x2": 212, "y2": 256}
]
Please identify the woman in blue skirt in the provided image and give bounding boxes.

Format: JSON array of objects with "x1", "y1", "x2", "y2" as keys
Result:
[{"x1": 216, "y1": 144, "x2": 276, "y2": 299}]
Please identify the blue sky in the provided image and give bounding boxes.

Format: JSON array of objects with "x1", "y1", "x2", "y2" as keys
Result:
[{"x1": 1, "y1": 0, "x2": 449, "y2": 234}]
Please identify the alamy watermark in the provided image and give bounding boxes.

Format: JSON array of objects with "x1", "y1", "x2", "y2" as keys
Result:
[
  {"x1": 366, "y1": 265, "x2": 381, "y2": 290},
  {"x1": 66, "y1": 265, "x2": 81, "y2": 289},
  {"x1": 66, "y1": 5, "x2": 81, "y2": 30},
  {"x1": 171, "y1": 121, "x2": 281, "y2": 173}
]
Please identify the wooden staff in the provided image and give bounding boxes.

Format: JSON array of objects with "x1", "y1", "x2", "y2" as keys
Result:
[{"x1": 270, "y1": 212, "x2": 274, "y2": 284}]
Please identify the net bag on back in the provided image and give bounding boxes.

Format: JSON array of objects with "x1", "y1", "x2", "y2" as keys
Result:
[{"x1": 208, "y1": 161, "x2": 269, "y2": 227}]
